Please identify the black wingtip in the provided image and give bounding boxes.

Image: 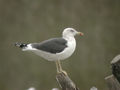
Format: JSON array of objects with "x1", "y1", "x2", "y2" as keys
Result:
[
  {"x1": 14, "y1": 42, "x2": 27, "y2": 48},
  {"x1": 15, "y1": 42, "x2": 20, "y2": 47}
]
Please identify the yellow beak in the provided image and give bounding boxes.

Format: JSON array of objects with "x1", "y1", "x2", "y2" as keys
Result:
[{"x1": 77, "y1": 32, "x2": 84, "y2": 36}]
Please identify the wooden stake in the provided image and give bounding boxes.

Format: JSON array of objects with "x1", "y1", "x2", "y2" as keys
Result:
[
  {"x1": 105, "y1": 75, "x2": 120, "y2": 90},
  {"x1": 56, "y1": 72, "x2": 79, "y2": 90}
]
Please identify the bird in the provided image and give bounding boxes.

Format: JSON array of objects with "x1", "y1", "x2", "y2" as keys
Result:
[{"x1": 15, "y1": 28, "x2": 84, "y2": 74}]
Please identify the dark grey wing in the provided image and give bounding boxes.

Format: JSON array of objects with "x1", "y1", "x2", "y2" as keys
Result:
[{"x1": 31, "y1": 38, "x2": 67, "y2": 54}]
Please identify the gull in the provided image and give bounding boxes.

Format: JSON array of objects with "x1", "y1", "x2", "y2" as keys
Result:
[{"x1": 15, "y1": 28, "x2": 83, "y2": 74}]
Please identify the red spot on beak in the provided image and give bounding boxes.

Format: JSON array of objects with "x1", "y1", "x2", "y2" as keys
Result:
[{"x1": 78, "y1": 32, "x2": 84, "y2": 36}]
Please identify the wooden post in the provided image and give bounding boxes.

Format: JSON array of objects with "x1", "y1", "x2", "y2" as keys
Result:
[
  {"x1": 105, "y1": 75, "x2": 120, "y2": 90},
  {"x1": 56, "y1": 72, "x2": 79, "y2": 90},
  {"x1": 111, "y1": 55, "x2": 120, "y2": 83},
  {"x1": 105, "y1": 55, "x2": 120, "y2": 90}
]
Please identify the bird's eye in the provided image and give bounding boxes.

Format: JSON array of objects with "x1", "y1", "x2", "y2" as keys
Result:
[{"x1": 70, "y1": 30, "x2": 74, "y2": 32}]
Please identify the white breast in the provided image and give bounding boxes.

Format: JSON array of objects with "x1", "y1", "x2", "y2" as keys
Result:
[{"x1": 57, "y1": 36, "x2": 76, "y2": 60}]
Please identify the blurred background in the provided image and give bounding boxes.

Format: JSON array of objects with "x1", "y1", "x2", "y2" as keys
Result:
[{"x1": 0, "y1": 0, "x2": 120, "y2": 90}]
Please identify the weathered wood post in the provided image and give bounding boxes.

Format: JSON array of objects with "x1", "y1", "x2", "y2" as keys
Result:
[
  {"x1": 105, "y1": 55, "x2": 120, "y2": 90},
  {"x1": 56, "y1": 72, "x2": 79, "y2": 90},
  {"x1": 111, "y1": 55, "x2": 120, "y2": 83}
]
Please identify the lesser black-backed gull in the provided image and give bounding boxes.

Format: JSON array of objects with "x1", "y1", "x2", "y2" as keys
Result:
[{"x1": 15, "y1": 28, "x2": 84, "y2": 74}]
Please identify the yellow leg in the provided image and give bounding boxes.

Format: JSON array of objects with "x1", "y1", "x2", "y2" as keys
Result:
[
  {"x1": 55, "y1": 60, "x2": 60, "y2": 73},
  {"x1": 57, "y1": 60, "x2": 63, "y2": 72},
  {"x1": 55, "y1": 60, "x2": 67, "y2": 75}
]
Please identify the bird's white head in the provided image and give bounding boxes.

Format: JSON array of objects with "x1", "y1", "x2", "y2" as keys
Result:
[{"x1": 62, "y1": 28, "x2": 84, "y2": 38}]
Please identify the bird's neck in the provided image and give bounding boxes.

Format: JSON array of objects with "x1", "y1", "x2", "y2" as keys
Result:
[{"x1": 63, "y1": 35, "x2": 75, "y2": 42}]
